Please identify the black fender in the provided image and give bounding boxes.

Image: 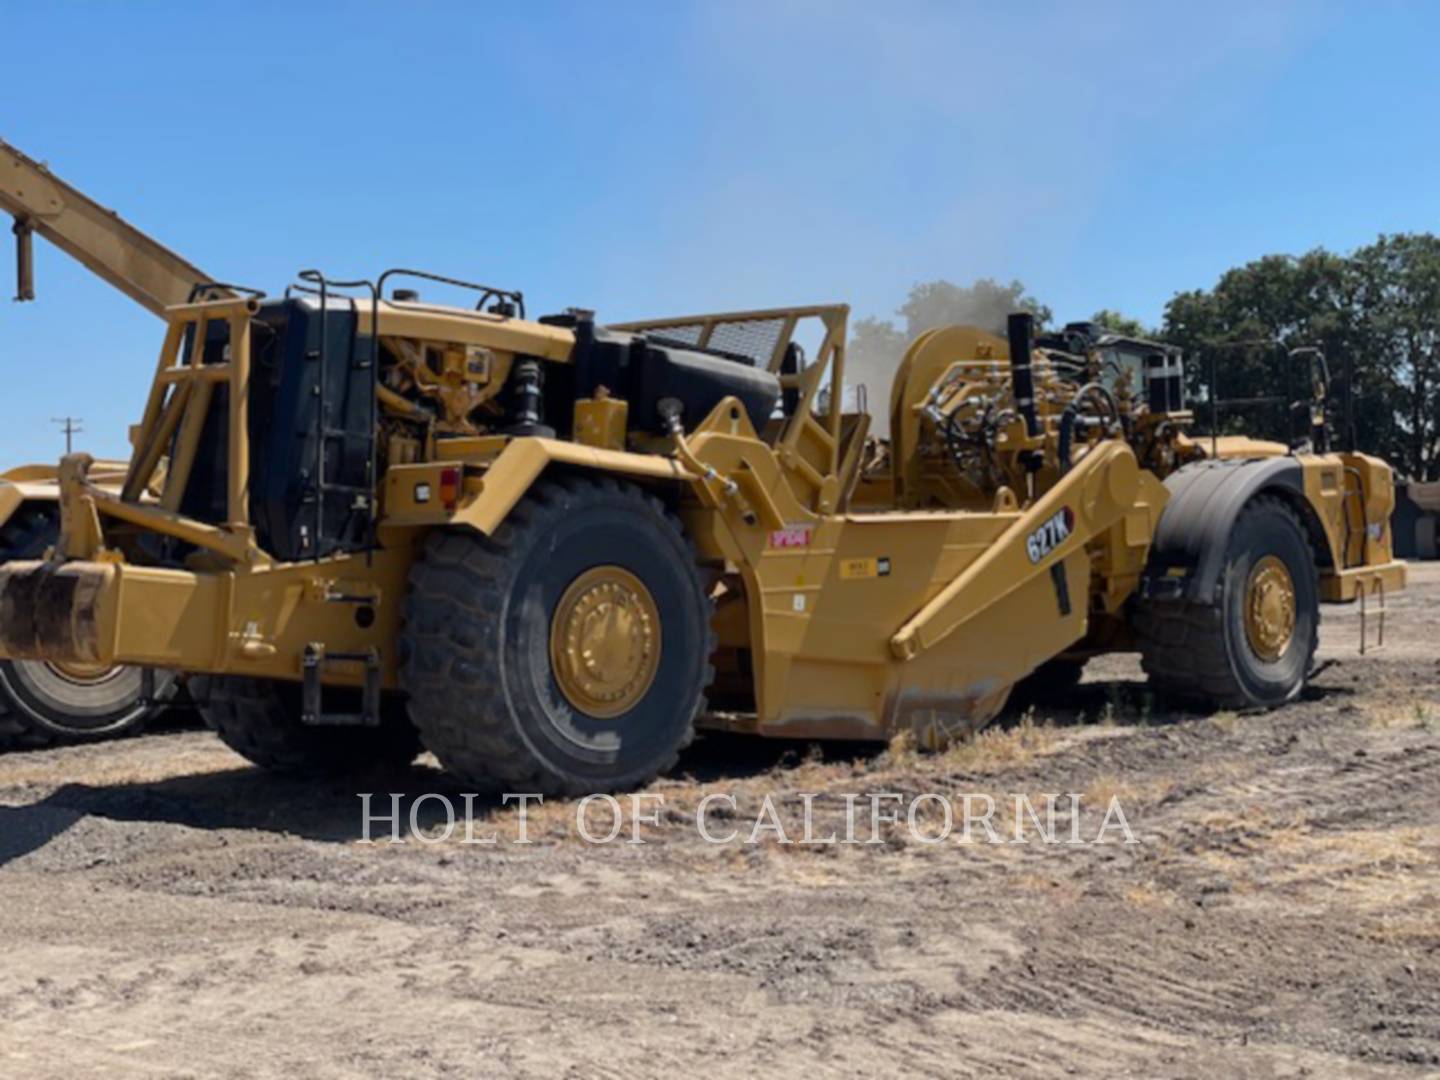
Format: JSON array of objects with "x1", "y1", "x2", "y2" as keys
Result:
[{"x1": 1141, "y1": 457, "x2": 1326, "y2": 605}]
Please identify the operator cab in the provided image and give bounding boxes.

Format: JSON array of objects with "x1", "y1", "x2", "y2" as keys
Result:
[{"x1": 1036, "y1": 320, "x2": 1186, "y2": 415}]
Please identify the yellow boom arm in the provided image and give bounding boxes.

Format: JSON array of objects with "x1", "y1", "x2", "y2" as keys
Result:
[{"x1": 1, "y1": 138, "x2": 230, "y2": 315}]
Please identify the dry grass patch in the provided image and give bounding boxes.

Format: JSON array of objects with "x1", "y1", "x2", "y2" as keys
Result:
[
  {"x1": 1266, "y1": 826, "x2": 1435, "y2": 887},
  {"x1": 1083, "y1": 774, "x2": 1175, "y2": 810},
  {"x1": 1364, "y1": 910, "x2": 1440, "y2": 946},
  {"x1": 942, "y1": 716, "x2": 1058, "y2": 773},
  {"x1": 1124, "y1": 880, "x2": 1182, "y2": 908},
  {"x1": 414, "y1": 790, "x2": 630, "y2": 846},
  {"x1": 1187, "y1": 808, "x2": 1303, "y2": 866},
  {"x1": 1012, "y1": 872, "x2": 1087, "y2": 903},
  {"x1": 1211, "y1": 710, "x2": 1241, "y2": 735},
  {"x1": 1195, "y1": 821, "x2": 1438, "y2": 912},
  {"x1": 506, "y1": 794, "x2": 588, "y2": 842},
  {"x1": 883, "y1": 729, "x2": 918, "y2": 766},
  {"x1": 1365, "y1": 695, "x2": 1437, "y2": 731},
  {"x1": 0, "y1": 742, "x2": 237, "y2": 789}
]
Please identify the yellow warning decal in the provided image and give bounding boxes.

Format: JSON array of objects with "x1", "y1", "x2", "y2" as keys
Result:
[{"x1": 840, "y1": 557, "x2": 890, "y2": 580}]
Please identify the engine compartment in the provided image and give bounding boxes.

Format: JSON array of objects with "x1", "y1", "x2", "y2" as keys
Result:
[{"x1": 165, "y1": 294, "x2": 783, "y2": 562}]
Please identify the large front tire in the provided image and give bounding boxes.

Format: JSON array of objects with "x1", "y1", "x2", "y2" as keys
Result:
[
  {"x1": 401, "y1": 477, "x2": 714, "y2": 796},
  {"x1": 1136, "y1": 496, "x2": 1319, "y2": 709}
]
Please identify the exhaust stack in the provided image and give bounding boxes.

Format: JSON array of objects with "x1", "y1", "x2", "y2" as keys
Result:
[{"x1": 1006, "y1": 312, "x2": 1040, "y2": 437}]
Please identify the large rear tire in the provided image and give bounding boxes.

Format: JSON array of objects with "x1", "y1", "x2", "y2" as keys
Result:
[
  {"x1": 0, "y1": 505, "x2": 172, "y2": 749},
  {"x1": 1136, "y1": 496, "x2": 1319, "y2": 709},
  {"x1": 401, "y1": 477, "x2": 714, "y2": 796},
  {"x1": 199, "y1": 677, "x2": 422, "y2": 775}
]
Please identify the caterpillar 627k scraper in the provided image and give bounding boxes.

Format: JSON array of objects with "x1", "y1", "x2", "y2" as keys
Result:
[{"x1": 0, "y1": 249, "x2": 1406, "y2": 790}]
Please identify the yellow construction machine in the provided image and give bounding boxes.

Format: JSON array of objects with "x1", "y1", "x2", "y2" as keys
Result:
[
  {"x1": 0, "y1": 139, "x2": 232, "y2": 746},
  {"x1": 0, "y1": 255, "x2": 1406, "y2": 791}
]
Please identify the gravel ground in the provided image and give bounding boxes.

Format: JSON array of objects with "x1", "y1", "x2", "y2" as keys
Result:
[{"x1": 0, "y1": 564, "x2": 1436, "y2": 1078}]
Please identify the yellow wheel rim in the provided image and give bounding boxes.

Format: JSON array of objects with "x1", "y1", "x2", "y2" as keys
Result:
[
  {"x1": 1244, "y1": 555, "x2": 1296, "y2": 662},
  {"x1": 550, "y1": 566, "x2": 661, "y2": 718}
]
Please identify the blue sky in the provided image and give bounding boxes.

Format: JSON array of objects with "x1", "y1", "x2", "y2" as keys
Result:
[{"x1": 2, "y1": 1, "x2": 1439, "y2": 463}]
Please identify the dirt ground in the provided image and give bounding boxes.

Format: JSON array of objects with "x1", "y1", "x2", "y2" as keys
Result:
[{"x1": 0, "y1": 567, "x2": 1437, "y2": 1078}]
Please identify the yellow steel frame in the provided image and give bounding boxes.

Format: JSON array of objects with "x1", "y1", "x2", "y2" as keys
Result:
[
  {"x1": 70, "y1": 298, "x2": 270, "y2": 566},
  {"x1": 611, "y1": 305, "x2": 851, "y2": 511}
]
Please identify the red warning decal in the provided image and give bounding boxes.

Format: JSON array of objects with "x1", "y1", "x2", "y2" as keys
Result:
[{"x1": 768, "y1": 524, "x2": 813, "y2": 549}]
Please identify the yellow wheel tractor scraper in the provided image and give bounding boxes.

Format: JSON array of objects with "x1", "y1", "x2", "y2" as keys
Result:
[{"x1": 0, "y1": 268, "x2": 1406, "y2": 793}]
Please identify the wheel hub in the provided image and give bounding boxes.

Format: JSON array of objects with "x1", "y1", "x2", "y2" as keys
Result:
[
  {"x1": 1244, "y1": 555, "x2": 1296, "y2": 662},
  {"x1": 550, "y1": 566, "x2": 661, "y2": 718}
]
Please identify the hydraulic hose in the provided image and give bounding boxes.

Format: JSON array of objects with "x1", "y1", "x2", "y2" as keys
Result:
[
  {"x1": 1058, "y1": 407, "x2": 1077, "y2": 475},
  {"x1": 1058, "y1": 383, "x2": 1122, "y2": 475}
]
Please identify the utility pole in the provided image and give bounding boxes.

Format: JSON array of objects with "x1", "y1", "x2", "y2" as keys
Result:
[{"x1": 51, "y1": 416, "x2": 83, "y2": 455}]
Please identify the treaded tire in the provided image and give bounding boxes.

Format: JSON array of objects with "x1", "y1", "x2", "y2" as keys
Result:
[
  {"x1": 401, "y1": 476, "x2": 715, "y2": 796},
  {"x1": 199, "y1": 676, "x2": 422, "y2": 775},
  {"x1": 1135, "y1": 495, "x2": 1319, "y2": 709},
  {"x1": 0, "y1": 504, "x2": 173, "y2": 750}
]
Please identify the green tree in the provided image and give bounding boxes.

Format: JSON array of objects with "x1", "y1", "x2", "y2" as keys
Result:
[
  {"x1": 1348, "y1": 234, "x2": 1440, "y2": 480},
  {"x1": 1089, "y1": 309, "x2": 1153, "y2": 338},
  {"x1": 1161, "y1": 237, "x2": 1440, "y2": 479},
  {"x1": 1161, "y1": 249, "x2": 1362, "y2": 451}
]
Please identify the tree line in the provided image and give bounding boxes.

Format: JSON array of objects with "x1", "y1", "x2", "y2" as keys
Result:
[{"x1": 848, "y1": 234, "x2": 1440, "y2": 481}]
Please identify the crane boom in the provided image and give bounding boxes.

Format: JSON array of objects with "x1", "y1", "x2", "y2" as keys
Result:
[{"x1": 1, "y1": 138, "x2": 232, "y2": 317}]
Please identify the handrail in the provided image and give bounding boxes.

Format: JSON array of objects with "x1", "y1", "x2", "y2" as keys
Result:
[{"x1": 376, "y1": 267, "x2": 524, "y2": 319}]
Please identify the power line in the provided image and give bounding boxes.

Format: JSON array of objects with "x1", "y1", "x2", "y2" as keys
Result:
[{"x1": 50, "y1": 416, "x2": 84, "y2": 455}]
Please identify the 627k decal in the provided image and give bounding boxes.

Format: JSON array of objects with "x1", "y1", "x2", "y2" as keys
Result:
[{"x1": 1026, "y1": 506, "x2": 1075, "y2": 564}]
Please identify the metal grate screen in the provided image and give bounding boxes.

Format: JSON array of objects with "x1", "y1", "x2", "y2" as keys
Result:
[{"x1": 645, "y1": 317, "x2": 787, "y2": 367}]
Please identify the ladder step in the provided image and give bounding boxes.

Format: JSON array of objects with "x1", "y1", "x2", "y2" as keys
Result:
[
  {"x1": 300, "y1": 645, "x2": 382, "y2": 727},
  {"x1": 315, "y1": 483, "x2": 371, "y2": 495}
]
